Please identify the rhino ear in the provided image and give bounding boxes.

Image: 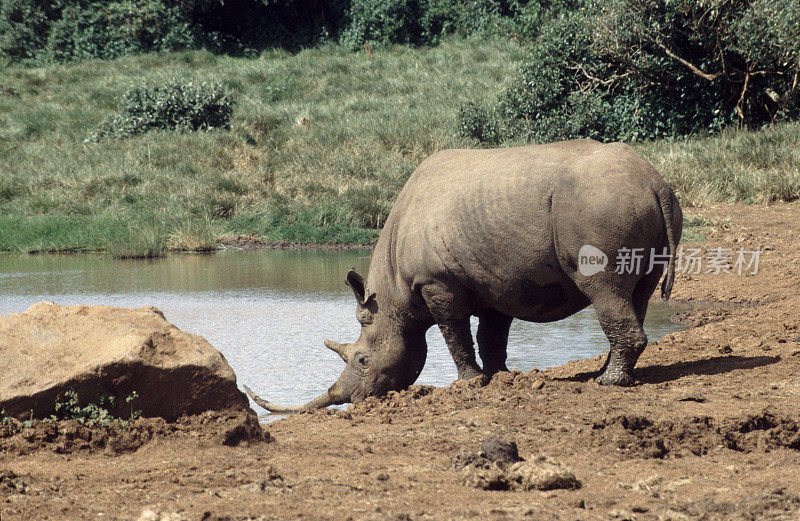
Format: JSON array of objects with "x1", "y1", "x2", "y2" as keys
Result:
[{"x1": 346, "y1": 269, "x2": 367, "y2": 304}]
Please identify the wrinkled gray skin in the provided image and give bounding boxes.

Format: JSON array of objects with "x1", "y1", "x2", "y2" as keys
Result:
[{"x1": 246, "y1": 139, "x2": 683, "y2": 412}]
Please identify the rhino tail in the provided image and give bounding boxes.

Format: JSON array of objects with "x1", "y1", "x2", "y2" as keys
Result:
[{"x1": 655, "y1": 183, "x2": 682, "y2": 300}]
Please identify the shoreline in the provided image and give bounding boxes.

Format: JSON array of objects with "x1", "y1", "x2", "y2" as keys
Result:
[{"x1": 2, "y1": 203, "x2": 800, "y2": 520}]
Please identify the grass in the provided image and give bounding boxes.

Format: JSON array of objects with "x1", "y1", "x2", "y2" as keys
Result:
[
  {"x1": 1, "y1": 38, "x2": 799, "y2": 257},
  {"x1": 0, "y1": 38, "x2": 525, "y2": 256},
  {"x1": 639, "y1": 124, "x2": 800, "y2": 206}
]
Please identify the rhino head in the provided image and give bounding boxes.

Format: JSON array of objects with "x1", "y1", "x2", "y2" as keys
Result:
[{"x1": 245, "y1": 269, "x2": 427, "y2": 412}]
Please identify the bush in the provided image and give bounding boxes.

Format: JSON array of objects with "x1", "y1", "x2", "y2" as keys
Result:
[
  {"x1": 457, "y1": 101, "x2": 500, "y2": 144},
  {"x1": 0, "y1": 0, "x2": 196, "y2": 64},
  {"x1": 484, "y1": 0, "x2": 800, "y2": 143},
  {"x1": 87, "y1": 79, "x2": 235, "y2": 142},
  {"x1": 339, "y1": 0, "x2": 579, "y2": 49}
]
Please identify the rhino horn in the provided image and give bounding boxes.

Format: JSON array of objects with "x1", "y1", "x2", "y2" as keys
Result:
[
  {"x1": 324, "y1": 339, "x2": 351, "y2": 362},
  {"x1": 243, "y1": 385, "x2": 346, "y2": 413}
]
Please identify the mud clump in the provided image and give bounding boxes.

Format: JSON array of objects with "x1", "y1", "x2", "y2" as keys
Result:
[
  {"x1": 0, "y1": 469, "x2": 33, "y2": 494},
  {"x1": 592, "y1": 409, "x2": 800, "y2": 458},
  {"x1": 0, "y1": 409, "x2": 268, "y2": 455},
  {"x1": 453, "y1": 438, "x2": 581, "y2": 491}
]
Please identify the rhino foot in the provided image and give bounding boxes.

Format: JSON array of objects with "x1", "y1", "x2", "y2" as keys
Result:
[
  {"x1": 457, "y1": 366, "x2": 484, "y2": 381},
  {"x1": 595, "y1": 371, "x2": 635, "y2": 387}
]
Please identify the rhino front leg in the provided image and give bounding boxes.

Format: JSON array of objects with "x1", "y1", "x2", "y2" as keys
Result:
[
  {"x1": 477, "y1": 310, "x2": 513, "y2": 376},
  {"x1": 438, "y1": 318, "x2": 483, "y2": 380},
  {"x1": 592, "y1": 295, "x2": 647, "y2": 386},
  {"x1": 421, "y1": 284, "x2": 483, "y2": 380}
]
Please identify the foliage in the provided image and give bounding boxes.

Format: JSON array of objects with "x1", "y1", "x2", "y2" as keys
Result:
[
  {"x1": 0, "y1": 409, "x2": 14, "y2": 426},
  {"x1": 51, "y1": 389, "x2": 141, "y2": 426},
  {"x1": 478, "y1": 0, "x2": 800, "y2": 143},
  {"x1": 87, "y1": 79, "x2": 235, "y2": 142},
  {"x1": 0, "y1": 0, "x2": 197, "y2": 64},
  {"x1": 339, "y1": 0, "x2": 579, "y2": 48},
  {"x1": 457, "y1": 101, "x2": 500, "y2": 144},
  {"x1": 0, "y1": 40, "x2": 522, "y2": 255},
  {"x1": 1, "y1": 0, "x2": 580, "y2": 63}
]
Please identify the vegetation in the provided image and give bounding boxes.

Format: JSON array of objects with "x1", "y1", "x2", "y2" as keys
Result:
[
  {"x1": 87, "y1": 79, "x2": 235, "y2": 142},
  {"x1": 0, "y1": 390, "x2": 141, "y2": 428},
  {"x1": 51, "y1": 389, "x2": 141, "y2": 426},
  {"x1": 461, "y1": 0, "x2": 800, "y2": 143},
  {"x1": 0, "y1": 39, "x2": 525, "y2": 256},
  {"x1": 339, "y1": 0, "x2": 577, "y2": 48},
  {"x1": 1, "y1": 1, "x2": 799, "y2": 257},
  {"x1": 0, "y1": 0, "x2": 572, "y2": 65},
  {"x1": 639, "y1": 123, "x2": 800, "y2": 204}
]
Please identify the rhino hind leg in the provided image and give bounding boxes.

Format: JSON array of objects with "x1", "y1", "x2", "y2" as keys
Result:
[
  {"x1": 630, "y1": 268, "x2": 664, "y2": 356},
  {"x1": 477, "y1": 310, "x2": 513, "y2": 376},
  {"x1": 591, "y1": 294, "x2": 648, "y2": 387}
]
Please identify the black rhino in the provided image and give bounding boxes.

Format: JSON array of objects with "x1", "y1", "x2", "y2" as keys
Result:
[{"x1": 246, "y1": 139, "x2": 683, "y2": 411}]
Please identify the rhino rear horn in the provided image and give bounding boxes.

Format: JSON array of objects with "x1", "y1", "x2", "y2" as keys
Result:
[{"x1": 324, "y1": 339, "x2": 350, "y2": 362}]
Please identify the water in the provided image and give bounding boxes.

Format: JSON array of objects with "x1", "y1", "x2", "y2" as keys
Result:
[{"x1": 0, "y1": 250, "x2": 685, "y2": 412}]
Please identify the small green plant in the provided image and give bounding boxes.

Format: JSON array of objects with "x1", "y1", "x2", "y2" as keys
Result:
[
  {"x1": 126, "y1": 391, "x2": 141, "y2": 421},
  {"x1": 52, "y1": 389, "x2": 140, "y2": 426},
  {"x1": 86, "y1": 79, "x2": 235, "y2": 142},
  {"x1": 0, "y1": 409, "x2": 13, "y2": 426}
]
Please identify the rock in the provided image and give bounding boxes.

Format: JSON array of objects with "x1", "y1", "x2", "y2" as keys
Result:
[
  {"x1": 506, "y1": 456, "x2": 581, "y2": 491},
  {"x1": 454, "y1": 438, "x2": 580, "y2": 491},
  {"x1": 480, "y1": 438, "x2": 521, "y2": 465},
  {"x1": 0, "y1": 303, "x2": 250, "y2": 421}
]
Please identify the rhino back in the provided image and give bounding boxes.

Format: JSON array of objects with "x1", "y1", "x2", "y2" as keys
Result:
[{"x1": 371, "y1": 140, "x2": 670, "y2": 319}]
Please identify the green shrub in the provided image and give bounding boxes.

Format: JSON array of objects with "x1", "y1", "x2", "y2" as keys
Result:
[
  {"x1": 0, "y1": 0, "x2": 196, "y2": 64},
  {"x1": 0, "y1": 0, "x2": 50, "y2": 62},
  {"x1": 340, "y1": 0, "x2": 579, "y2": 48},
  {"x1": 87, "y1": 79, "x2": 235, "y2": 142},
  {"x1": 485, "y1": 0, "x2": 800, "y2": 143},
  {"x1": 457, "y1": 101, "x2": 500, "y2": 144}
]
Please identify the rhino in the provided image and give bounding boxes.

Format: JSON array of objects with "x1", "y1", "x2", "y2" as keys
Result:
[{"x1": 245, "y1": 139, "x2": 682, "y2": 412}]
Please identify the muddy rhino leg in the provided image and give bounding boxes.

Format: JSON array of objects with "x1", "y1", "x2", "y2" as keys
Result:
[
  {"x1": 630, "y1": 269, "x2": 662, "y2": 357},
  {"x1": 438, "y1": 318, "x2": 483, "y2": 380},
  {"x1": 477, "y1": 310, "x2": 513, "y2": 376},
  {"x1": 592, "y1": 295, "x2": 648, "y2": 386},
  {"x1": 421, "y1": 285, "x2": 482, "y2": 380}
]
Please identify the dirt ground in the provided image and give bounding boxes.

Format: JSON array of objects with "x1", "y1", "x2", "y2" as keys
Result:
[{"x1": 3, "y1": 203, "x2": 800, "y2": 521}]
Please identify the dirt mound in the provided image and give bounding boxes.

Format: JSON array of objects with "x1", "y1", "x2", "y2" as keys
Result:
[
  {"x1": 0, "y1": 409, "x2": 267, "y2": 455},
  {"x1": 592, "y1": 409, "x2": 800, "y2": 458},
  {"x1": 452, "y1": 438, "x2": 581, "y2": 491}
]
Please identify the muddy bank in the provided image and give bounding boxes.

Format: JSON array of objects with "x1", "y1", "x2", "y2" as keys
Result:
[
  {"x1": 2, "y1": 203, "x2": 800, "y2": 520},
  {"x1": 217, "y1": 235, "x2": 374, "y2": 251}
]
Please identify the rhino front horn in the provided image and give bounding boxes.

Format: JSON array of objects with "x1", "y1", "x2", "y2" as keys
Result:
[
  {"x1": 324, "y1": 339, "x2": 350, "y2": 362},
  {"x1": 243, "y1": 385, "x2": 345, "y2": 413}
]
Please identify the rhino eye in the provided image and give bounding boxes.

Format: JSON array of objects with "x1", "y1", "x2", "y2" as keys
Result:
[
  {"x1": 355, "y1": 354, "x2": 369, "y2": 367},
  {"x1": 357, "y1": 309, "x2": 373, "y2": 325}
]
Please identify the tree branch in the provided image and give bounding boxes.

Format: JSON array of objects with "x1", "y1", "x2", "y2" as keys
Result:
[{"x1": 655, "y1": 39, "x2": 721, "y2": 82}]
